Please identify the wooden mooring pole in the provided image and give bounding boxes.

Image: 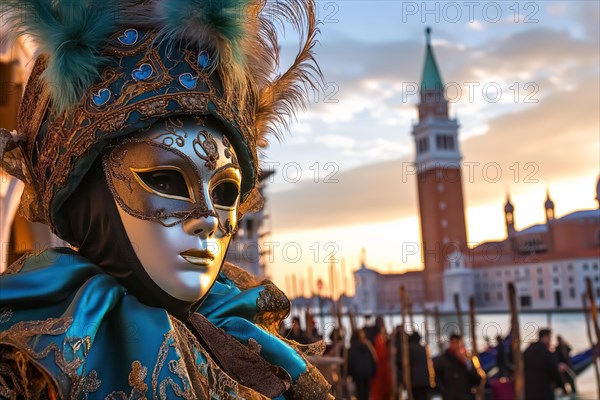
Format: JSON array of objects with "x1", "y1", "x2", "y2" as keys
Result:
[
  {"x1": 469, "y1": 296, "x2": 485, "y2": 400},
  {"x1": 508, "y1": 283, "x2": 524, "y2": 400},
  {"x1": 585, "y1": 277, "x2": 600, "y2": 400},
  {"x1": 400, "y1": 286, "x2": 413, "y2": 400}
]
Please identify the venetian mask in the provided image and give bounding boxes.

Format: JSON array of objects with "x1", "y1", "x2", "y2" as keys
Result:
[{"x1": 103, "y1": 116, "x2": 241, "y2": 302}]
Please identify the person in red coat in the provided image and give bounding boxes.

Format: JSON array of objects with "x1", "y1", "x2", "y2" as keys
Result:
[{"x1": 370, "y1": 316, "x2": 393, "y2": 400}]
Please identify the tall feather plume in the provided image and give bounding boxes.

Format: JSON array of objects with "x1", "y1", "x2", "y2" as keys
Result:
[
  {"x1": 254, "y1": 0, "x2": 322, "y2": 146},
  {"x1": 0, "y1": 0, "x2": 127, "y2": 113}
]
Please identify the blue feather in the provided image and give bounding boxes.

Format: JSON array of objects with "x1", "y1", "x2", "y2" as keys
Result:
[
  {"x1": 1, "y1": 0, "x2": 126, "y2": 113},
  {"x1": 156, "y1": 0, "x2": 251, "y2": 61}
]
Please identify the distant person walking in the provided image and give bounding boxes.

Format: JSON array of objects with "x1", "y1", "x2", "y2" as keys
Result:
[
  {"x1": 523, "y1": 328, "x2": 564, "y2": 400},
  {"x1": 555, "y1": 335, "x2": 576, "y2": 395},
  {"x1": 434, "y1": 333, "x2": 482, "y2": 400},
  {"x1": 409, "y1": 332, "x2": 432, "y2": 400},
  {"x1": 348, "y1": 329, "x2": 377, "y2": 400}
]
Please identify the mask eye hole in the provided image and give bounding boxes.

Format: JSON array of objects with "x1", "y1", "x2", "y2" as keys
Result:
[
  {"x1": 132, "y1": 167, "x2": 194, "y2": 202},
  {"x1": 211, "y1": 181, "x2": 239, "y2": 209}
]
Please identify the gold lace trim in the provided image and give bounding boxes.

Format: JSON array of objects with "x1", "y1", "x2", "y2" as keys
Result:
[
  {"x1": 0, "y1": 346, "x2": 60, "y2": 399},
  {"x1": 255, "y1": 281, "x2": 290, "y2": 333},
  {"x1": 0, "y1": 252, "x2": 30, "y2": 276},
  {"x1": 221, "y1": 262, "x2": 260, "y2": 290},
  {"x1": 286, "y1": 363, "x2": 333, "y2": 400},
  {"x1": 105, "y1": 361, "x2": 148, "y2": 400},
  {"x1": 168, "y1": 316, "x2": 268, "y2": 400}
]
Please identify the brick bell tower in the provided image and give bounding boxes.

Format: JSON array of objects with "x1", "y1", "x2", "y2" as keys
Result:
[{"x1": 412, "y1": 28, "x2": 468, "y2": 304}]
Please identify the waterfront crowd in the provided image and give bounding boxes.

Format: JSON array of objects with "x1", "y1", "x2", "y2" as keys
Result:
[{"x1": 283, "y1": 316, "x2": 589, "y2": 400}]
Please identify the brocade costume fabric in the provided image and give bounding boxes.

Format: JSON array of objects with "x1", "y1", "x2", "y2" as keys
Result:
[{"x1": 0, "y1": 250, "x2": 332, "y2": 399}]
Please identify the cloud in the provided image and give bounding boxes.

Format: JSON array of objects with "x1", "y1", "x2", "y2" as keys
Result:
[
  {"x1": 269, "y1": 75, "x2": 599, "y2": 232},
  {"x1": 547, "y1": 3, "x2": 568, "y2": 16},
  {"x1": 314, "y1": 134, "x2": 356, "y2": 151},
  {"x1": 266, "y1": 4, "x2": 599, "y2": 233},
  {"x1": 467, "y1": 21, "x2": 484, "y2": 31},
  {"x1": 276, "y1": 21, "x2": 598, "y2": 157}
]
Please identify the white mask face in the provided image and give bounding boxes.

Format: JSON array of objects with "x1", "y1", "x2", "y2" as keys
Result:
[{"x1": 103, "y1": 116, "x2": 241, "y2": 302}]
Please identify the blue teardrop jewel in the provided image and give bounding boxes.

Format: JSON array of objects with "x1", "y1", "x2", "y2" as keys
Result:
[
  {"x1": 117, "y1": 29, "x2": 139, "y2": 46},
  {"x1": 92, "y1": 88, "x2": 111, "y2": 106},
  {"x1": 198, "y1": 51, "x2": 210, "y2": 69},
  {"x1": 179, "y1": 73, "x2": 198, "y2": 90},
  {"x1": 132, "y1": 63, "x2": 153, "y2": 81}
]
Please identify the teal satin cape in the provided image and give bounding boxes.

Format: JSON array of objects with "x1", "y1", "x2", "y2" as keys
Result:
[{"x1": 0, "y1": 248, "x2": 311, "y2": 399}]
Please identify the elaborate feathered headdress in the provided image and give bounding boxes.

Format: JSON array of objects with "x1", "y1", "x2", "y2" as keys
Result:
[{"x1": 0, "y1": 0, "x2": 321, "y2": 242}]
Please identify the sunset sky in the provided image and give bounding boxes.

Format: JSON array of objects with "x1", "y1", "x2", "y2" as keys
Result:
[{"x1": 263, "y1": 1, "x2": 600, "y2": 295}]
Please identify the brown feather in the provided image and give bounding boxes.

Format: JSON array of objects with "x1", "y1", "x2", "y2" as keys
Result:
[{"x1": 255, "y1": 0, "x2": 323, "y2": 147}]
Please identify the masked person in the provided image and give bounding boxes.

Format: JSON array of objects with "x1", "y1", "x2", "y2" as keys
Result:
[{"x1": 0, "y1": 0, "x2": 331, "y2": 398}]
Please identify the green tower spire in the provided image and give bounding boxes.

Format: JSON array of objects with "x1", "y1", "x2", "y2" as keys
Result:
[{"x1": 420, "y1": 27, "x2": 444, "y2": 91}]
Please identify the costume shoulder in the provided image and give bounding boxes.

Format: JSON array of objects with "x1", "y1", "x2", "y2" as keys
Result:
[
  {"x1": 0, "y1": 252, "x2": 332, "y2": 399},
  {"x1": 0, "y1": 249, "x2": 270, "y2": 399},
  {"x1": 199, "y1": 262, "x2": 333, "y2": 399}
]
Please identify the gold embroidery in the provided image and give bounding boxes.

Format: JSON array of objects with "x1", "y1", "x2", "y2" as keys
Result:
[
  {"x1": 167, "y1": 316, "x2": 268, "y2": 400},
  {"x1": 0, "y1": 317, "x2": 101, "y2": 398},
  {"x1": 129, "y1": 361, "x2": 149, "y2": 397},
  {"x1": 0, "y1": 346, "x2": 59, "y2": 399},
  {"x1": 105, "y1": 361, "x2": 148, "y2": 400},
  {"x1": 221, "y1": 262, "x2": 260, "y2": 291},
  {"x1": 255, "y1": 281, "x2": 291, "y2": 333},
  {"x1": 286, "y1": 363, "x2": 333, "y2": 400},
  {"x1": 18, "y1": 56, "x2": 51, "y2": 163}
]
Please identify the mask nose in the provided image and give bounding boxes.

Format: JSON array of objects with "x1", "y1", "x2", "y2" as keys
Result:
[{"x1": 182, "y1": 214, "x2": 218, "y2": 237}]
